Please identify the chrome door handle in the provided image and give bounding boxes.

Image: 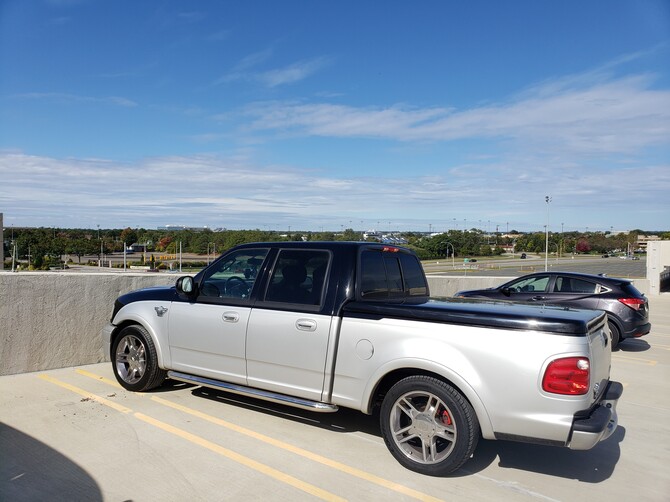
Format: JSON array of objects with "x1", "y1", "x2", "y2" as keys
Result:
[
  {"x1": 296, "y1": 319, "x2": 317, "y2": 331},
  {"x1": 222, "y1": 312, "x2": 239, "y2": 322}
]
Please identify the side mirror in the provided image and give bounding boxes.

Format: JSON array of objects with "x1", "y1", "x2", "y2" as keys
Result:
[
  {"x1": 501, "y1": 287, "x2": 512, "y2": 297},
  {"x1": 176, "y1": 276, "x2": 195, "y2": 295}
]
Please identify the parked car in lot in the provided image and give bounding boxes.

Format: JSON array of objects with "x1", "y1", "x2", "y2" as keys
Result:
[{"x1": 455, "y1": 271, "x2": 651, "y2": 347}]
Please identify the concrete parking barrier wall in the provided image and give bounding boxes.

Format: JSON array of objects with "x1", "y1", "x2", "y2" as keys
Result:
[
  {"x1": 0, "y1": 272, "x2": 653, "y2": 376},
  {"x1": 0, "y1": 273, "x2": 177, "y2": 376}
]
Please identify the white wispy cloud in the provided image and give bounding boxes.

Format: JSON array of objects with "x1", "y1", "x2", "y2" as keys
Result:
[
  {"x1": 1, "y1": 151, "x2": 668, "y2": 231},
  {"x1": 258, "y1": 57, "x2": 331, "y2": 87},
  {"x1": 241, "y1": 73, "x2": 670, "y2": 156},
  {"x1": 215, "y1": 53, "x2": 330, "y2": 88},
  {"x1": 11, "y1": 92, "x2": 138, "y2": 107}
]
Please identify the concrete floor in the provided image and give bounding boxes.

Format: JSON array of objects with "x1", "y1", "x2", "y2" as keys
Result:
[{"x1": 2, "y1": 295, "x2": 669, "y2": 502}]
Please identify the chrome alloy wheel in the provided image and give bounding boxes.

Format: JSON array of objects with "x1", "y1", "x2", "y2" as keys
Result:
[
  {"x1": 389, "y1": 390, "x2": 457, "y2": 465},
  {"x1": 115, "y1": 334, "x2": 147, "y2": 385}
]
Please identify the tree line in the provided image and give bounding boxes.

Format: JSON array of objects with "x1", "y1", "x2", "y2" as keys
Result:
[{"x1": 2, "y1": 226, "x2": 666, "y2": 270}]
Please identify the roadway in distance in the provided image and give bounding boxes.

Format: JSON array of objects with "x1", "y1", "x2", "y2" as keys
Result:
[{"x1": 422, "y1": 254, "x2": 647, "y2": 279}]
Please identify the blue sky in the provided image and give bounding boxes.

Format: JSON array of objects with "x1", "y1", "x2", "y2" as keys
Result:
[{"x1": 1, "y1": 1, "x2": 669, "y2": 233}]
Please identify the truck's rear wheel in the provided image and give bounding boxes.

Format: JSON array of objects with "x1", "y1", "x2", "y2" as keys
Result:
[
  {"x1": 380, "y1": 375, "x2": 479, "y2": 476},
  {"x1": 112, "y1": 325, "x2": 166, "y2": 392}
]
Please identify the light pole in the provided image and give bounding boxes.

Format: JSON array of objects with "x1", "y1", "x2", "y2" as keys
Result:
[
  {"x1": 544, "y1": 196, "x2": 552, "y2": 272},
  {"x1": 446, "y1": 242, "x2": 455, "y2": 269}
]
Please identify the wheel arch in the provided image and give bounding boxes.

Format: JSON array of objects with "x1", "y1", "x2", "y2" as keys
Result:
[
  {"x1": 605, "y1": 314, "x2": 623, "y2": 346},
  {"x1": 363, "y1": 363, "x2": 494, "y2": 439},
  {"x1": 109, "y1": 315, "x2": 168, "y2": 369}
]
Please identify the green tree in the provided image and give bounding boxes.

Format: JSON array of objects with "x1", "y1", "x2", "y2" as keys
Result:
[{"x1": 119, "y1": 227, "x2": 138, "y2": 246}]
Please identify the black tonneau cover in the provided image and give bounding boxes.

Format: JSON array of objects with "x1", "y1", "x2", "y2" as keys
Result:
[{"x1": 343, "y1": 297, "x2": 607, "y2": 336}]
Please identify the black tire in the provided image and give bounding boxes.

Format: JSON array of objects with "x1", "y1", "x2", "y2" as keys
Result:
[
  {"x1": 380, "y1": 375, "x2": 479, "y2": 476},
  {"x1": 608, "y1": 320, "x2": 621, "y2": 348},
  {"x1": 112, "y1": 325, "x2": 167, "y2": 392}
]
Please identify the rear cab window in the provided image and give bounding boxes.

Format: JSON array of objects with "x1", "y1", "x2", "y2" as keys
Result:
[{"x1": 359, "y1": 247, "x2": 428, "y2": 301}]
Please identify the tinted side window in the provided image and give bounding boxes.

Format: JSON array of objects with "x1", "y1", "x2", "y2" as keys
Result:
[
  {"x1": 200, "y1": 249, "x2": 269, "y2": 301},
  {"x1": 554, "y1": 277, "x2": 598, "y2": 294},
  {"x1": 265, "y1": 250, "x2": 331, "y2": 305},
  {"x1": 571, "y1": 279, "x2": 597, "y2": 293}
]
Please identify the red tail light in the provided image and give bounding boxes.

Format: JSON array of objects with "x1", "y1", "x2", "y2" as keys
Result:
[
  {"x1": 542, "y1": 357, "x2": 590, "y2": 395},
  {"x1": 619, "y1": 298, "x2": 645, "y2": 311}
]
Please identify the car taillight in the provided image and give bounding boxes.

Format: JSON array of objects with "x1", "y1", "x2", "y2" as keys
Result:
[
  {"x1": 619, "y1": 298, "x2": 645, "y2": 311},
  {"x1": 542, "y1": 357, "x2": 590, "y2": 395}
]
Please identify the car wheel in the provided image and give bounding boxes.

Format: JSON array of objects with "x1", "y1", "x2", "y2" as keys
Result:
[
  {"x1": 112, "y1": 325, "x2": 166, "y2": 392},
  {"x1": 380, "y1": 375, "x2": 479, "y2": 476},
  {"x1": 608, "y1": 320, "x2": 621, "y2": 349}
]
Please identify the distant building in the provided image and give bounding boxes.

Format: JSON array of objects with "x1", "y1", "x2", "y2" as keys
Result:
[
  {"x1": 636, "y1": 234, "x2": 661, "y2": 252},
  {"x1": 158, "y1": 225, "x2": 210, "y2": 232}
]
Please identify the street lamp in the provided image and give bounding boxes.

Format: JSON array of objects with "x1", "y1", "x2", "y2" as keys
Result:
[
  {"x1": 446, "y1": 242, "x2": 455, "y2": 268},
  {"x1": 544, "y1": 196, "x2": 552, "y2": 272}
]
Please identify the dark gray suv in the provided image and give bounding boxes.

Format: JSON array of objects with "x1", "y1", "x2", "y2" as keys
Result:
[{"x1": 456, "y1": 271, "x2": 651, "y2": 347}]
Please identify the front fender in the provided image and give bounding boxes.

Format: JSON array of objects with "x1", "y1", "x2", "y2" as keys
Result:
[{"x1": 108, "y1": 301, "x2": 172, "y2": 369}]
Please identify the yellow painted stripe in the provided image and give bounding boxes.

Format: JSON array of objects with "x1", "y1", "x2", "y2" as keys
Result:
[
  {"x1": 38, "y1": 374, "x2": 132, "y2": 414},
  {"x1": 75, "y1": 368, "x2": 123, "y2": 388},
  {"x1": 612, "y1": 354, "x2": 657, "y2": 366},
  {"x1": 75, "y1": 369, "x2": 443, "y2": 502},
  {"x1": 152, "y1": 396, "x2": 443, "y2": 502},
  {"x1": 40, "y1": 373, "x2": 345, "y2": 500},
  {"x1": 134, "y1": 412, "x2": 345, "y2": 502}
]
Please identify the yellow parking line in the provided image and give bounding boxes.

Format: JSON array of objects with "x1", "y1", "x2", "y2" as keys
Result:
[
  {"x1": 39, "y1": 374, "x2": 345, "y2": 502},
  {"x1": 612, "y1": 354, "x2": 657, "y2": 366},
  {"x1": 151, "y1": 397, "x2": 443, "y2": 502},
  {"x1": 135, "y1": 412, "x2": 345, "y2": 502},
  {"x1": 38, "y1": 374, "x2": 132, "y2": 413},
  {"x1": 75, "y1": 368, "x2": 122, "y2": 388},
  {"x1": 75, "y1": 369, "x2": 442, "y2": 502}
]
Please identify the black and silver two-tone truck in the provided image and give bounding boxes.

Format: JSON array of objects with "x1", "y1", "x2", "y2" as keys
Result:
[{"x1": 102, "y1": 242, "x2": 622, "y2": 475}]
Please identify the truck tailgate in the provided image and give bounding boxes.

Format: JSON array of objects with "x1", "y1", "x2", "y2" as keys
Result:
[{"x1": 587, "y1": 312, "x2": 612, "y2": 404}]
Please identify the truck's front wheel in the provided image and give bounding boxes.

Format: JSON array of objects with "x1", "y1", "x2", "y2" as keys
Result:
[
  {"x1": 380, "y1": 376, "x2": 479, "y2": 476},
  {"x1": 112, "y1": 325, "x2": 166, "y2": 392}
]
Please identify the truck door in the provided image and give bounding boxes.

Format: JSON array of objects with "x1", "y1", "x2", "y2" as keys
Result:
[
  {"x1": 168, "y1": 248, "x2": 269, "y2": 385},
  {"x1": 246, "y1": 249, "x2": 333, "y2": 402}
]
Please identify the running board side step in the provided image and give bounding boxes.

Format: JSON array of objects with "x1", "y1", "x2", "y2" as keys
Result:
[{"x1": 167, "y1": 371, "x2": 339, "y2": 413}]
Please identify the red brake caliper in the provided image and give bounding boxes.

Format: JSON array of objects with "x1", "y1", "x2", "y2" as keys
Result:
[{"x1": 441, "y1": 408, "x2": 452, "y2": 426}]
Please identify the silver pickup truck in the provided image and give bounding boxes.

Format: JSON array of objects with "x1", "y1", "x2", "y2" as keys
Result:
[{"x1": 101, "y1": 242, "x2": 622, "y2": 476}]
